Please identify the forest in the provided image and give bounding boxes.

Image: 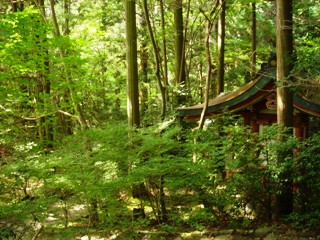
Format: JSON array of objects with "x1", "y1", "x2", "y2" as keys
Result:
[{"x1": 0, "y1": 0, "x2": 320, "y2": 239}]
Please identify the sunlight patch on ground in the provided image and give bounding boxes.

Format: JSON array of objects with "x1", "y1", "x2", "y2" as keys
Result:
[
  {"x1": 180, "y1": 230, "x2": 213, "y2": 239},
  {"x1": 80, "y1": 235, "x2": 105, "y2": 240},
  {"x1": 46, "y1": 213, "x2": 58, "y2": 222}
]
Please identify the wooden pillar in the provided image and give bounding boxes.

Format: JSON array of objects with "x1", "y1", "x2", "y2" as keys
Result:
[
  {"x1": 304, "y1": 116, "x2": 309, "y2": 138},
  {"x1": 294, "y1": 114, "x2": 309, "y2": 140},
  {"x1": 295, "y1": 126, "x2": 303, "y2": 140},
  {"x1": 243, "y1": 112, "x2": 251, "y2": 127},
  {"x1": 251, "y1": 120, "x2": 259, "y2": 133}
]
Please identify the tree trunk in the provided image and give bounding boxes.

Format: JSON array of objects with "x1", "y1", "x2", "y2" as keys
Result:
[
  {"x1": 250, "y1": 2, "x2": 257, "y2": 80},
  {"x1": 30, "y1": 0, "x2": 54, "y2": 147},
  {"x1": 125, "y1": 0, "x2": 140, "y2": 128},
  {"x1": 139, "y1": 15, "x2": 149, "y2": 115},
  {"x1": 199, "y1": 9, "x2": 216, "y2": 130},
  {"x1": 50, "y1": 0, "x2": 88, "y2": 131},
  {"x1": 143, "y1": 0, "x2": 166, "y2": 119},
  {"x1": 63, "y1": 0, "x2": 71, "y2": 35},
  {"x1": 12, "y1": 0, "x2": 24, "y2": 12},
  {"x1": 216, "y1": 0, "x2": 226, "y2": 95},
  {"x1": 174, "y1": 0, "x2": 186, "y2": 104},
  {"x1": 276, "y1": 0, "x2": 293, "y2": 128},
  {"x1": 275, "y1": 0, "x2": 294, "y2": 221},
  {"x1": 160, "y1": 0, "x2": 168, "y2": 97},
  {"x1": 159, "y1": 176, "x2": 167, "y2": 222},
  {"x1": 198, "y1": 1, "x2": 220, "y2": 129},
  {"x1": 49, "y1": 0, "x2": 61, "y2": 37}
]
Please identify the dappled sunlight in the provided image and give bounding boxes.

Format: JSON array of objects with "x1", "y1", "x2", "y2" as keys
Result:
[{"x1": 0, "y1": 0, "x2": 319, "y2": 238}]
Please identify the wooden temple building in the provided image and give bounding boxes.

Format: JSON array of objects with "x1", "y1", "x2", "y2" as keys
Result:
[{"x1": 176, "y1": 64, "x2": 320, "y2": 138}]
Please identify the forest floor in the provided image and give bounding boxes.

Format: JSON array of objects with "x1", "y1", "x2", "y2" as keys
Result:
[
  {"x1": 36, "y1": 224, "x2": 320, "y2": 240},
  {"x1": 13, "y1": 205, "x2": 319, "y2": 239}
]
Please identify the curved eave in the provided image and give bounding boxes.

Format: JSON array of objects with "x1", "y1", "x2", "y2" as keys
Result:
[
  {"x1": 176, "y1": 68, "x2": 276, "y2": 119},
  {"x1": 293, "y1": 95, "x2": 320, "y2": 117}
]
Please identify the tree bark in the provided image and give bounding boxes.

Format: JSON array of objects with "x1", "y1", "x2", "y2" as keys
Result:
[
  {"x1": 160, "y1": 0, "x2": 168, "y2": 91},
  {"x1": 216, "y1": 0, "x2": 226, "y2": 95},
  {"x1": 63, "y1": 0, "x2": 71, "y2": 35},
  {"x1": 251, "y1": 2, "x2": 257, "y2": 80},
  {"x1": 139, "y1": 15, "x2": 149, "y2": 116},
  {"x1": 143, "y1": 0, "x2": 166, "y2": 119},
  {"x1": 174, "y1": 0, "x2": 186, "y2": 103},
  {"x1": 276, "y1": 0, "x2": 293, "y2": 128},
  {"x1": 126, "y1": 0, "x2": 140, "y2": 128},
  {"x1": 275, "y1": 0, "x2": 294, "y2": 221},
  {"x1": 199, "y1": 7, "x2": 217, "y2": 130},
  {"x1": 49, "y1": 0, "x2": 61, "y2": 37}
]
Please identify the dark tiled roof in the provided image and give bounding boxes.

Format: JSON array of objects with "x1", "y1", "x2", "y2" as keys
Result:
[{"x1": 176, "y1": 67, "x2": 320, "y2": 119}]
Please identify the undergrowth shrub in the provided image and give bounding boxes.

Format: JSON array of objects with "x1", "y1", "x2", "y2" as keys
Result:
[
  {"x1": 286, "y1": 133, "x2": 320, "y2": 230},
  {"x1": 1, "y1": 118, "x2": 320, "y2": 237}
]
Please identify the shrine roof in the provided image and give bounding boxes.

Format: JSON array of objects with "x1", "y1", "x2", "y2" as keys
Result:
[{"x1": 176, "y1": 67, "x2": 320, "y2": 120}]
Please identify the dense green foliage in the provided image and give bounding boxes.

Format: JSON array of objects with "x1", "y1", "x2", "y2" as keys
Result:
[
  {"x1": 0, "y1": 0, "x2": 319, "y2": 238},
  {"x1": 1, "y1": 119, "x2": 320, "y2": 238}
]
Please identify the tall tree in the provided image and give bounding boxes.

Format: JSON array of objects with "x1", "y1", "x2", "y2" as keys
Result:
[
  {"x1": 216, "y1": 0, "x2": 226, "y2": 95},
  {"x1": 142, "y1": 0, "x2": 167, "y2": 119},
  {"x1": 139, "y1": 14, "x2": 149, "y2": 116},
  {"x1": 199, "y1": 2, "x2": 219, "y2": 130},
  {"x1": 49, "y1": 0, "x2": 88, "y2": 131},
  {"x1": 174, "y1": 0, "x2": 186, "y2": 103},
  {"x1": 276, "y1": 0, "x2": 294, "y2": 136},
  {"x1": 276, "y1": 0, "x2": 293, "y2": 128},
  {"x1": 275, "y1": 0, "x2": 294, "y2": 220},
  {"x1": 125, "y1": 0, "x2": 140, "y2": 127},
  {"x1": 160, "y1": 0, "x2": 168, "y2": 99},
  {"x1": 35, "y1": 0, "x2": 54, "y2": 147},
  {"x1": 250, "y1": 2, "x2": 256, "y2": 80}
]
